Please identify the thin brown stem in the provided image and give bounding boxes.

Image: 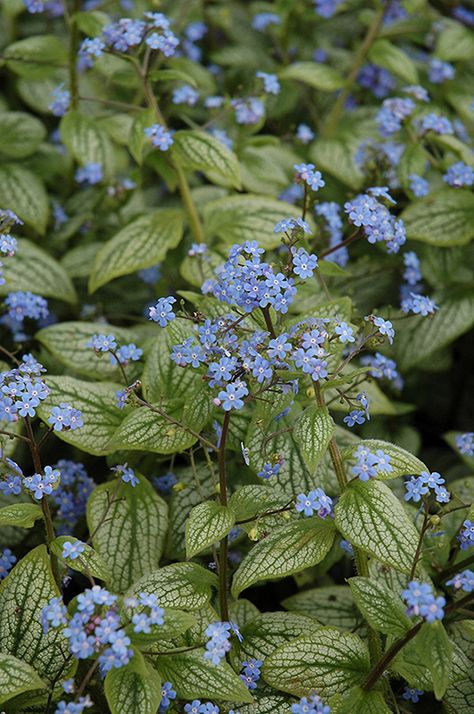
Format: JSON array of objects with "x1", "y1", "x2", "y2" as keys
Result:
[
  {"x1": 75, "y1": 659, "x2": 99, "y2": 699},
  {"x1": 319, "y1": 228, "x2": 361, "y2": 259},
  {"x1": 236, "y1": 501, "x2": 294, "y2": 525},
  {"x1": 0, "y1": 428, "x2": 31, "y2": 444},
  {"x1": 261, "y1": 306, "x2": 277, "y2": 339}
]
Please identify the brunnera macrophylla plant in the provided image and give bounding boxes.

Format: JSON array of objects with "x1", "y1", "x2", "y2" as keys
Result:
[{"x1": 1, "y1": 0, "x2": 474, "y2": 713}]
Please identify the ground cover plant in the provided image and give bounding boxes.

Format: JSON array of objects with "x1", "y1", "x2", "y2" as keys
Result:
[{"x1": 0, "y1": 0, "x2": 474, "y2": 711}]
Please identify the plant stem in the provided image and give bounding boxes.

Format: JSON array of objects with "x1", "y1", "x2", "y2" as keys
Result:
[
  {"x1": 440, "y1": 552, "x2": 474, "y2": 581},
  {"x1": 322, "y1": 5, "x2": 385, "y2": 138},
  {"x1": 319, "y1": 228, "x2": 361, "y2": 259},
  {"x1": 218, "y1": 412, "x2": 231, "y2": 622},
  {"x1": 0, "y1": 429, "x2": 31, "y2": 443},
  {"x1": 135, "y1": 62, "x2": 205, "y2": 244},
  {"x1": 261, "y1": 306, "x2": 277, "y2": 339},
  {"x1": 314, "y1": 383, "x2": 382, "y2": 661}
]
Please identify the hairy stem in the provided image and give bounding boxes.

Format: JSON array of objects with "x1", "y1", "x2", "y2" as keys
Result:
[
  {"x1": 218, "y1": 412, "x2": 231, "y2": 621},
  {"x1": 322, "y1": 5, "x2": 385, "y2": 138}
]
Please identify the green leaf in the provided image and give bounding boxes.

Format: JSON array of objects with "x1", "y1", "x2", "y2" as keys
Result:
[
  {"x1": 444, "y1": 622, "x2": 474, "y2": 713},
  {"x1": 0, "y1": 165, "x2": 49, "y2": 234},
  {"x1": 0, "y1": 111, "x2": 45, "y2": 158},
  {"x1": 397, "y1": 144, "x2": 430, "y2": 190},
  {"x1": 87, "y1": 476, "x2": 168, "y2": 592},
  {"x1": 89, "y1": 209, "x2": 184, "y2": 292},
  {"x1": 369, "y1": 39, "x2": 418, "y2": 83},
  {"x1": 0, "y1": 545, "x2": 72, "y2": 685},
  {"x1": 185, "y1": 501, "x2": 236, "y2": 558},
  {"x1": 36, "y1": 376, "x2": 126, "y2": 456},
  {"x1": 228, "y1": 485, "x2": 291, "y2": 523},
  {"x1": 109, "y1": 388, "x2": 212, "y2": 455},
  {"x1": 416, "y1": 621, "x2": 453, "y2": 700},
  {"x1": 36, "y1": 321, "x2": 142, "y2": 380},
  {"x1": 50, "y1": 536, "x2": 111, "y2": 581},
  {"x1": 105, "y1": 658, "x2": 162, "y2": 714},
  {"x1": 348, "y1": 577, "x2": 411, "y2": 635},
  {"x1": 204, "y1": 194, "x2": 304, "y2": 250},
  {"x1": 231, "y1": 517, "x2": 336, "y2": 597},
  {"x1": 436, "y1": 20, "x2": 474, "y2": 62},
  {"x1": 172, "y1": 130, "x2": 241, "y2": 189},
  {"x1": 127, "y1": 563, "x2": 217, "y2": 610},
  {"x1": 342, "y1": 439, "x2": 427, "y2": 479},
  {"x1": 61, "y1": 242, "x2": 102, "y2": 279},
  {"x1": 240, "y1": 612, "x2": 321, "y2": 660},
  {"x1": 238, "y1": 696, "x2": 290, "y2": 714},
  {"x1": 4, "y1": 35, "x2": 67, "y2": 78},
  {"x1": 60, "y1": 110, "x2": 117, "y2": 180},
  {"x1": 402, "y1": 189, "x2": 474, "y2": 247},
  {"x1": 335, "y1": 480, "x2": 419, "y2": 573},
  {"x1": 310, "y1": 138, "x2": 363, "y2": 190},
  {"x1": 166, "y1": 466, "x2": 215, "y2": 560},
  {"x1": 331, "y1": 686, "x2": 392, "y2": 714},
  {"x1": 282, "y1": 586, "x2": 359, "y2": 631},
  {"x1": 0, "y1": 503, "x2": 43, "y2": 529},
  {"x1": 156, "y1": 649, "x2": 253, "y2": 703},
  {"x1": 0, "y1": 653, "x2": 47, "y2": 706},
  {"x1": 293, "y1": 406, "x2": 335, "y2": 471},
  {"x1": 279, "y1": 62, "x2": 344, "y2": 91},
  {"x1": 262, "y1": 628, "x2": 370, "y2": 698},
  {"x1": 392, "y1": 290, "x2": 474, "y2": 370},
  {"x1": 74, "y1": 10, "x2": 109, "y2": 36},
  {"x1": 128, "y1": 108, "x2": 155, "y2": 164},
  {"x1": 0, "y1": 238, "x2": 76, "y2": 303},
  {"x1": 431, "y1": 134, "x2": 474, "y2": 167}
]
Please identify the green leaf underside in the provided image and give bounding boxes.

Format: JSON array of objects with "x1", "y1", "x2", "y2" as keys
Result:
[
  {"x1": 36, "y1": 322, "x2": 142, "y2": 380},
  {"x1": 348, "y1": 577, "x2": 411, "y2": 635},
  {"x1": 156, "y1": 649, "x2": 253, "y2": 703},
  {"x1": 0, "y1": 653, "x2": 47, "y2": 706},
  {"x1": 0, "y1": 503, "x2": 43, "y2": 529},
  {"x1": 87, "y1": 476, "x2": 168, "y2": 592},
  {"x1": 0, "y1": 545, "x2": 72, "y2": 685},
  {"x1": 185, "y1": 501, "x2": 236, "y2": 558},
  {"x1": 127, "y1": 563, "x2": 218, "y2": 610},
  {"x1": 262, "y1": 628, "x2": 370, "y2": 699},
  {"x1": 335, "y1": 480, "x2": 418, "y2": 573},
  {"x1": 37, "y1": 376, "x2": 126, "y2": 456},
  {"x1": 89, "y1": 209, "x2": 184, "y2": 292},
  {"x1": 231, "y1": 517, "x2": 336, "y2": 597}
]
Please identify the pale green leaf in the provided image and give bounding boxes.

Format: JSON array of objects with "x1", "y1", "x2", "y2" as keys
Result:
[
  {"x1": 0, "y1": 653, "x2": 47, "y2": 706},
  {"x1": 231, "y1": 517, "x2": 336, "y2": 597},
  {"x1": 105, "y1": 659, "x2": 162, "y2": 714},
  {"x1": 166, "y1": 465, "x2": 215, "y2": 560},
  {"x1": 51, "y1": 536, "x2": 110, "y2": 581},
  {"x1": 279, "y1": 62, "x2": 344, "y2": 91},
  {"x1": 0, "y1": 503, "x2": 43, "y2": 529},
  {"x1": 402, "y1": 189, "x2": 474, "y2": 247},
  {"x1": 36, "y1": 376, "x2": 126, "y2": 456},
  {"x1": 348, "y1": 577, "x2": 411, "y2": 635},
  {"x1": 89, "y1": 209, "x2": 184, "y2": 292},
  {"x1": 0, "y1": 238, "x2": 76, "y2": 303},
  {"x1": 293, "y1": 406, "x2": 335, "y2": 471},
  {"x1": 310, "y1": 138, "x2": 363, "y2": 190},
  {"x1": 369, "y1": 39, "x2": 419, "y2": 83},
  {"x1": 238, "y1": 696, "x2": 290, "y2": 714},
  {"x1": 204, "y1": 194, "x2": 304, "y2": 250},
  {"x1": 436, "y1": 20, "x2": 474, "y2": 62},
  {"x1": 228, "y1": 484, "x2": 292, "y2": 523},
  {"x1": 36, "y1": 321, "x2": 142, "y2": 380},
  {"x1": 0, "y1": 545, "x2": 72, "y2": 685},
  {"x1": 60, "y1": 110, "x2": 117, "y2": 179},
  {"x1": 0, "y1": 111, "x2": 45, "y2": 158},
  {"x1": 128, "y1": 108, "x2": 155, "y2": 164},
  {"x1": 282, "y1": 586, "x2": 359, "y2": 631},
  {"x1": 240, "y1": 612, "x2": 321, "y2": 660},
  {"x1": 416, "y1": 621, "x2": 453, "y2": 700},
  {"x1": 335, "y1": 480, "x2": 419, "y2": 573},
  {"x1": 127, "y1": 562, "x2": 217, "y2": 610},
  {"x1": 185, "y1": 501, "x2": 236, "y2": 558},
  {"x1": 156, "y1": 649, "x2": 253, "y2": 703},
  {"x1": 341, "y1": 439, "x2": 427, "y2": 479},
  {"x1": 262, "y1": 628, "x2": 370, "y2": 698},
  {"x1": 0, "y1": 165, "x2": 49, "y2": 234},
  {"x1": 172, "y1": 130, "x2": 241, "y2": 189},
  {"x1": 4, "y1": 35, "x2": 67, "y2": 78},
  {"x1": 331, "y1": 686, "x2": 392, "y2": 714},
  {"x1": 87, "y1": 476, "x2": 167, "y2": 592}
]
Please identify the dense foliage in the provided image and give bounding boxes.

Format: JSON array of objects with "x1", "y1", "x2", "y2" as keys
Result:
[{"x1": 0, "y1": 0, "x2": 474, "y2": 712}]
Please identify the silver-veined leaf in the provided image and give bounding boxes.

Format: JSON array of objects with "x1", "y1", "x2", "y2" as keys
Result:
[
  {"x1": 0, "y1": 653, "x2": 47, "y2": 706},
  {"x1": 127, "y1": 562, "x2": 217, "y2": 610},
  {"x1": 293, "y1": 406, "x2": 334, "y2": 471},
  {"x1": 172, "y1": 130, "x2": 241, "y2": 189},
  {"x1": 0, "y1": 165, "x2": 49, "y2": 234},
  {"x1": 279, "y1": 62, "x2": 344, "y2": 91},
  {"x1": 0, "y1": 503, "x2": 43, "y2": 529},
  {"x1": 185, "y1": 501, "x2": 236, "y2": 558}
]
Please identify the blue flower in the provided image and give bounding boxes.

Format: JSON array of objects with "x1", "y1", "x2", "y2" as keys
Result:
[
  {"x1": 334, "y1": 321, "x2": 355, "y2": 343},
  {"x1": 257, "y1": 462, "x2": 280, "y2": 479},
  {"x1": 409, "y1": 173, "x2": 430, "y2": 197},
  {"x1": 49, "y1": 84, "x2": 70, "y2": 116},
  {"x1": 217, "y1": 382, "x2": 248, "y2": 411},
  {"x1": 294, "y1": 163, "x2": 325, "y2": 191},
  {"x1": 75, "y1": 163, "x2": 103, "y2": 185},
  {"x1": 111, "y1": 463, "x2": 139, "y2": 487},
  {"x1": 443, "y1": 161, "x2": 474, "y2": 188},
  {"x1": 274, "y1": 217, "x2": 311, "y2": 234},
  {"x1": 172, "y1": 84, "x2": 199, "y2": 106},
  {"x1": 295, "y1": 488, "x2": 333, "y2": 518},
  {"x1": 401, "y1": 292, "x2": 438, "y2": 316},
  {"x1": 296, "y1": 124, "x2": 315, "y2": 143},
  {"x1": 343, "y1": 410, "x2": 365, "y2": 427},
  {"x1": 292, "y1": 248, "x2": 318, "y2": 279},
  {"x1": 428, "y1": 58, "x2": 455, "y2": 84},
  {"x1": 458, "y1": 520, "x2": 474, "y2": 550},
  {"x1": 252, "y1": 12, "x2": 281, "y2": 30},
  {"x1": 446, "y1": 569, "x2": 474, "y2": 593},
  {"x1": 402, "y1": 581, "x2": 445, "y2": 621},
  {"x1": 48, "y1": 403, "x2": 83, "y2": 431},
  {"x1": 402, "y1": 687, "x2": 424, "y2": 703},
  {"x1": 149, "y1": 296, "x2": 176, "y2": 325},
  {"x1": 256, "y1": 71, "x2": 280, "y2": 95},
  {"x1": 62, "y1": 540, "x2": 86, "y2": 560},
  {"x1": 144, "y1": 124, "x2": 174, "y2": 150},
  {"x1": 455, "y1": 432, "x2": 474, "y2": 456},
  {"x1": 0, "y1": 475, "x2": 22, "y2": 495},
  {"x1": 0, "y1": 548, "x2": 16, "y2": 579}
]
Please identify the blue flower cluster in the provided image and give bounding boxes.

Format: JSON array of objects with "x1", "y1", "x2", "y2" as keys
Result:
[
  {"x1": 344, "y1": 188, "x2": 406, "y2": 253},
  {"x1": 111, "y1": 463, "x2": 139, "y2": 487},
  {"x1": 0, "y1": 548, "x2": 16, "y2": 579},
  {"x1": 144, "y1": 124, "x2": 175, "y2": 151},
  {"x1": 294, "y1": 163, "x2": 325, "y2": 192},
  {"x1": 184, "y1": 702, "x2": 233, "y2": 714},
  {"x1": 239, "y1": 657, "x2": 263, "y2": 690},
  {"x1": 291, "y1": 692, "x2": 331, "y2": 713},
  {"x1": 49, "y1": 84, "x2": 70, "y2": 117},
  {"x1": 443, "y1": 161, "x2": 474, "y2": 188},
  {"x1": 75, "y1": 163, "x2": 103, "y2": 185},
  {"x1": 0, "y1": 355, "x2": 49, "y2": 422},
  {"x1": 351, "y1": 445, "x2": 392, "y2": 481},
  {"x1": 295, "y1": 488, "x2": 333, "y2": 518},
  {"x1": 49, "y1": 403, "x2": 84, "y2": 432},
  {"x1": 252, "y1": 12, "x2": 281, "y2": 30},
  {"x1": 23, "y1": 465, "x2": 61, "y2": 500},
  {"x1": 343, "y1": 392, "x2": 370, "y2": 428},
  {"x1": 361, "y1": 352, "x2": 403, "y2": 388},
  {"x1": 458, "y1": 520, "x2": 474, "y2": 550},
  {"x1": 404, "y1": 470, "x2": 450, "y2": 503},
  {"x1": 62, "y1": 540, "x2": 85, "y2": 560},
  {"x1": 256, "y1": 71, "x2": 280, "y2": 95},
  {"x1": 231, "y1": 97, "x2": 265, "y2": 125},
  {"x1": 446, "y1": 569, "x2": 474, "y2": 593},
  {"x1": 203, "y1": 621, "x2": 232, "y2": 665},
  {"x1": 376, "y1": 97, "x2": 415, "y2": 137},
  {"x1": 4, "y1": 291, "x2": 49, "y2": 324},
  {"x1": 154, "y1": 471, "x2": 178, "y2": 494},
  {"x1": 123, "y1": 592, "x2": 165, "y2": 633},
  {"x1": 173, "y1": 84, "x2": 199, "y2": 106},
  {"x1": 409, "y1": 174, "x2": 430, "y2": 197},
  {"x1": 54, "y1": 696, "x2": 92, "y2": 714},
  {"x1": 358, "y1": 64, "x2": 396, "y2": 98},
  {"x1": 48, "y1": 460, "x2": 93, "y2": 533},
  {"x1": 402, "y1": 581, "x2": 445, "y2": 622},
  {"x1": 88, "y1": 333, "x2": 143, "y2": 366},
  {"x1": 401, "y1": 292, "x2": 438, "y2": 317},
  {"x1": 456, "y1": 432, "x2": 474, "y2": 456}
]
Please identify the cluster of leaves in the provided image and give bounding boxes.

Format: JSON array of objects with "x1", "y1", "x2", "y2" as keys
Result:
[{"x1": 0, "y1": 0, "x2": 474, "y2": 712}]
